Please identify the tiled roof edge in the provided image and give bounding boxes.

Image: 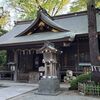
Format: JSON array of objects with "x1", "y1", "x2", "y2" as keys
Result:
[
  {"x1": 53, "y1": 8, "x2": 100, "y2": 20},
  {"x1": 15, "y1": 8, "x2": 100, "y2": 25}
]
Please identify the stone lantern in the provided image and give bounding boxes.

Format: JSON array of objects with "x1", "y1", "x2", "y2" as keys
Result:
[
  {"x1": 7, "y1": 62, "x2": 16, "y2": 81},
  {"x1": 36, "y1": 42, "x2": 60, "y2": 95},
  {"x1": 42, "y1": 42, "x2": 57, "y2": 78}
]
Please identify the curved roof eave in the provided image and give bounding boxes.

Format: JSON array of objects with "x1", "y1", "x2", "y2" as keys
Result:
[
  {"x1": 16, "y1": 9, "x2": 69, "y2": 36},
  {"x1": 40, "y1": 11, "x2": 69, "y2": 32},
  {"x1": 0, "y1": 31, "x2": 74, "y2": 47}
]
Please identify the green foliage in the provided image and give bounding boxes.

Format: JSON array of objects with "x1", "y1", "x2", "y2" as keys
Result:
[
  {"x1": 0, "y1": 28, "x2": 7, "y2": 36},
  {"x1": 85, "y1": 83, "x2": 100, "y2": 95},
  {"x1": 69, "y1": 73, "x2": 91, "y2": 90},
  {"x1": 0, "y1": 50, "x2": 7, "y2": 68},
  {"x1": 7, "y1": 0, "x2": 69, "y2": 20},
  {"x1": 70, "y1": 0, "x2": 100, "y2": 12},
  {"x1": 0, "y1": 8, "x2": 8, "y2": 36},
  {"x1": 0, "y1": 7, "x2": 9, "y2": 28}
]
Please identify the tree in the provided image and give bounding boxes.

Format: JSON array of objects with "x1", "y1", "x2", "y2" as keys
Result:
[
  {"x1": 0, "y1": 28, "x2": 7, "y2": 36},
  {"x1": 87, "y1": 0, "x2": 100, "y2": 66},
  {"x1": 7, "y1": 0, "x2": 69, "y2": 20},
  {"x1": 0, "y1": 7, "x2": 9, "y2": 28},
  {"x1": 0, "y1": 7, "x2": 9, "y2": 35},
  {"x1": 70, "y1": 0, "x2": 100, "y2": 12},
  {"x1": 0, "y1": 50, "x2": 7, "y2": 67},
  {"x1": 0, "y1": 7, "x2": 8, "y2": 68}
]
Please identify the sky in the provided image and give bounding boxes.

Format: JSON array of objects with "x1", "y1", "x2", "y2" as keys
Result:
[{"x1": 0, "y1": 0, "x2": 75, "y2": 30}]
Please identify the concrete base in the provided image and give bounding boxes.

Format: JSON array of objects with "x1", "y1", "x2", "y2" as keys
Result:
[{"x1": 35, "y1": 78, "x2": 60, "y2": 95}]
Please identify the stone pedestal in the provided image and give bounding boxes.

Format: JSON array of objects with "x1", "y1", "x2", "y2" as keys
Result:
[{"x1": 36, "y1": 77, "x2": 60, "y2": 95}]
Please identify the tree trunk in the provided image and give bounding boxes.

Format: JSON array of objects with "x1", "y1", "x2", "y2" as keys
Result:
[{"x1": 87, "y1": 0, "x2": 100, "y2": 66}]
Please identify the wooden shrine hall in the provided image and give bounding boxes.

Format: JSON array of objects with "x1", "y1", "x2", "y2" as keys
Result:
[{"x1": 0, "y1": 6, "x2": 100, "y2": 82}]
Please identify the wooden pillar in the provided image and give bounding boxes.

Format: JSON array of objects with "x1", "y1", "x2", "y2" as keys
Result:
[
  {"x1": 63, "y1": 48, "x2": 67, "y2": 66},
  {"x1": 87, "y1": 0, "x2": 100, "y2": 66},
  {"x1": 7, "y1": 49, "x2": 14, "y2": 63},
  {"x1": 77, "y1": 39, "x2": 79, "y2": 65},
  {"x1": 14, "y1": 50, "x2": 18, "y2": 81}
]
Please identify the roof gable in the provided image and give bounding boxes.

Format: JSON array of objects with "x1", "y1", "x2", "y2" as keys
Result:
[{"x1": 17, "y1": 8, "x2": 68, "y2": 37}]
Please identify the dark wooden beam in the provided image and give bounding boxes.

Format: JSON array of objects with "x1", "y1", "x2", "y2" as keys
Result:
[
  {"x1": 14, "y1": 50, "x2": 18, "y2": 81},
  {"x1": 87, "y1": 0, "x2": 100, "y2": 66},
  {"x1": 7, "y1": 49, "x2": 14, "y2": 63}
]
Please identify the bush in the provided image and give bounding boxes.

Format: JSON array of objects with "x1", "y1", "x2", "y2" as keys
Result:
[
  {"x1": 0, "y1": 50, "x2": 6, "y2": 66},
  {"x1": 69, "y1": 73, "x2": 91, "y2": 90}
]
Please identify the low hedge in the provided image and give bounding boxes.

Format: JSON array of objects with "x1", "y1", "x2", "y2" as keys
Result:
[{"x1": 69, "y1": 73, "x2": 91, "y2": 90}]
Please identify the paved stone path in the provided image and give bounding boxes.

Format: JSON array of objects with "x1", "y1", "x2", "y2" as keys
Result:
[
  {"x1": 0, "y1": 81, "x2": 99, "y2": 100},
  {"x1": 8, "y1": 90, "x2": 100, "y2": 100},
  {"x1": 7, "y1": 82, "x2": 100, "y2": 100},
  {"x1": 0, "y1": 80, "x2": 38, "y2": 100}
]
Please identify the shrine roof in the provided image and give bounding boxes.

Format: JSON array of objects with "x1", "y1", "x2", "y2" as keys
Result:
[
  {"x1": 0, "y1": 8, "x2": 100, "y2": 47},
  {"x1": 0, "y1": 31, "x2": 75, "y2": 46}
]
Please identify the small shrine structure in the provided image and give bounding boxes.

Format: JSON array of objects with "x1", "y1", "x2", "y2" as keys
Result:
[{"x1": 37, "y1": 42, "x2": 60, "y2": 95}]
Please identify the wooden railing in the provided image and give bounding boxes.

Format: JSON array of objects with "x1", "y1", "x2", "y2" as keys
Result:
[
  {"x1": 60, "y1": 66, "x2": 83, "y2": 75},
  {"x1": 78, "y1": 82, "x2": 100, "y2": 96},
  {"x1": 0, "y1": 71, "x2": 14, "y2": 80},
  {"x1": 17, "y1": 72, "x2": 29, "y2": 82}
]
